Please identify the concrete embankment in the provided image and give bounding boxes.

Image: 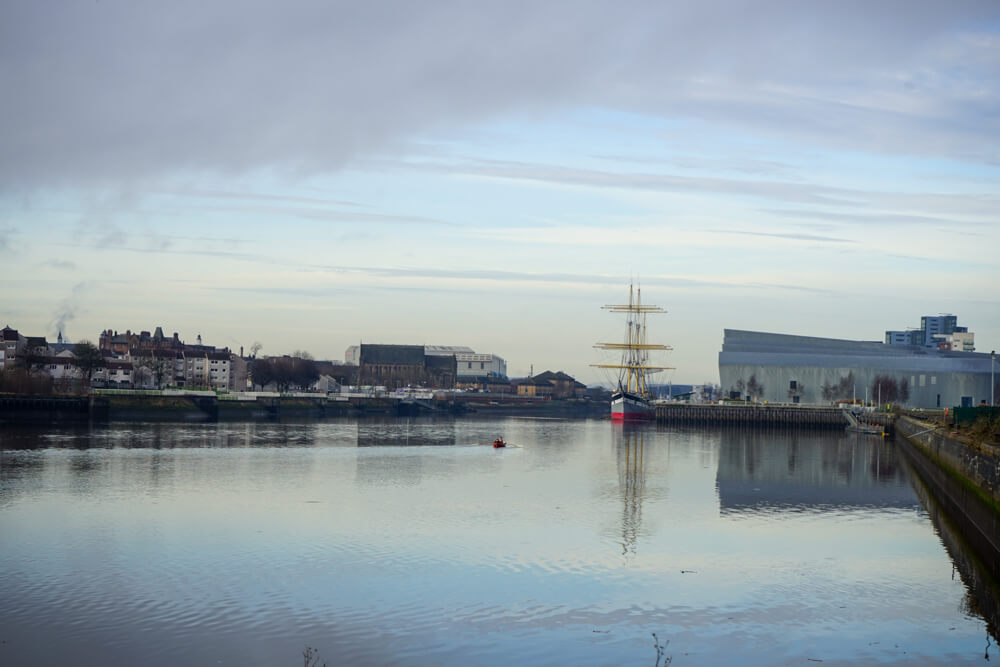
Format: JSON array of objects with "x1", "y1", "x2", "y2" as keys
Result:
[
  {"x1": 896, "y1": 415, "x2": 1000, "y2": 508},
  {"x1": 895, "y1": 415, "x2": 1000, "y2": 588},
  {"x1": 0, "y1": 395, "x2": 101, "y2": 423},
  {"x1": 2, "y1": 392, "x2": 569, "y2": 422},
  {"x1": 656, "y1": 402, "x2": 894, "y2": 430},
  {"x1": 904, "y1": 445, "x2": 1000, "y2": 640}
]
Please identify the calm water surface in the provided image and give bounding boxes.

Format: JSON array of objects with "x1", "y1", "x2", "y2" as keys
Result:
[{"x1": 0, "y1": 418, "x2": 995, "y2": 666}]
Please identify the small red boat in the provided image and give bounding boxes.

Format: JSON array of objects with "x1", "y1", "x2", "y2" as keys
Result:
[{"x1": 493, "y1": 437, "x2": 506, "y2": 448}]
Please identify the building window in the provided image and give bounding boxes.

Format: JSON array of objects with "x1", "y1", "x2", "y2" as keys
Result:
[
  {"x1": 919, "y1": 374, "x2": 926, "y2": 387},
  {"x1": 930, "y1": 376, "x2": 936, "y2": 385}
]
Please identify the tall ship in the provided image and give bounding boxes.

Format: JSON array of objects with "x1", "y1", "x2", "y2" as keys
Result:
[{"x1": 593, "y1": 284, "x2": 672, "y2": 422}]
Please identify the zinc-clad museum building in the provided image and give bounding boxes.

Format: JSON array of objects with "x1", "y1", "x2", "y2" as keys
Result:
[{"x1": 718, "y1": 329, "x2": 996, "y2": 409}]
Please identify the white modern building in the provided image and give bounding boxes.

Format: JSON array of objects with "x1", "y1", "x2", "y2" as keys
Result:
[
  {"x1": 886, "y1": 314, "x2": 974, "y2": 350},
  {"x1": 455, "y1": 353, "x2": 507, "y2": 380},
  {"x1": 720, "y1": 329, "x2": 996, "y2": 409}
]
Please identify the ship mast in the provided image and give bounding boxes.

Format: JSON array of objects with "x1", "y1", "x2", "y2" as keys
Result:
[{"x1": 592, "y1": 284, "x2": 673, "y2": 398}]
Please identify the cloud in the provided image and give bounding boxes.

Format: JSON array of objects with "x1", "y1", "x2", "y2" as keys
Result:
[
  {"x1": 42, "y1": 259, "x2": 78, "y2": 270},
  {"x1": 389, "y1": 156, "x2": 862, "y2": 205},
  {"x1": 159, "y1": 187, "x2": 365, "y2": 209},
  {"x1": 762, "y1": 207, "x2": 993, "y2": 227},
  {"x1": 2, "y1": 1, "x2": 997, "y2": 190},
  {"x1": 385, "y1": 156, "x2": 1000, "y2": 225},
  {"x1": 591, "y1": 153, "x2": 798, "y2": 177},
  {"x1": 186, "y1": 203, "x2": 455, "y2": 227},
  {"x1": 298, "y1": 264, "x2": 834, "y2": 295},
  {"x1": 708, "y1": 229, "x2": 855, "y2": 244}
]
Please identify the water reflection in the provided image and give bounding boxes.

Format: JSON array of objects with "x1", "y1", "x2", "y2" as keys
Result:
[
  {"x1": 614, "y1": 427, "x2": 648, "y2": 558},
  {"x1": 0, "y1": 451, "x2": 44, "y2": 508},
  {"x1": 1, "y1": 420, "x2": 997, "y2": 666},
  {"x1": 355, "y1": 418, "x2": 458, "y2": 447},
  {"x1": 899, "y1": 436, "x2": 1000, "y2": 644},
  {"x1": 716, "y1": 429, "x2": 918, "y2": 514}
]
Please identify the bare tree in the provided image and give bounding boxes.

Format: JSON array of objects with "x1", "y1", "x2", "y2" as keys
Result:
[
  {"x1": 133, "y1": 352, "x2": 173, "y2": 389},
  {"x1": 252, "y1": 354, "x2": 320, "y2": 392},
  {"x1": 821, "y1": 371, "x2": 856, "y2": 402},
  {"x1": 733, "y1": 378, "x2": 746, "y2": 398},
  {"x1": 71, "y1": 340, "x2": 104, "y2": 389},
  {"x1": 871, "y1": 375, "x2": 899, "y2": 405},
  {"x1": 22, "y1": 340, "x2": 50, "y2": 376}
]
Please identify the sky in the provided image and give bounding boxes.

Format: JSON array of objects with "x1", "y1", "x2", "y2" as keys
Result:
[{"x1": 1, "y1": 1, "x2": 998, "y2": 385}]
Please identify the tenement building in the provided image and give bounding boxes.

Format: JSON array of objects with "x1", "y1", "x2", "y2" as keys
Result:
[{"x1": 719, "y1": 329, "x2": 996, "y2": 409}]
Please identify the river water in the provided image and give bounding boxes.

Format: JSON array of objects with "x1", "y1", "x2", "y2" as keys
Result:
[{"x1": 0, "y1": 418, "x2": 995, "y2": 666}]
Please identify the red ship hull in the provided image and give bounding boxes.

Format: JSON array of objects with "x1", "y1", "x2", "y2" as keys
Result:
[{"x1": 610, "y1": 391, "x2": 655, "y2": 422}]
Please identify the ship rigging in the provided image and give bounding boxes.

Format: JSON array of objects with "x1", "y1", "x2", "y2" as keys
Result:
[{"x1": 592, "y1": 284, "x2": 673, "y2": 421}]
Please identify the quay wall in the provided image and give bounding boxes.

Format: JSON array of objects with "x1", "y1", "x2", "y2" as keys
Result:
[
  {"x1": 655, "y1": 403, "x2": 894, "y2": 430},
  {"x1": 0, "y1": 395, "x2": 96, "y2": 424},
  {"x1": 895, "y1": 415, "x2": 1000, "y2": 605},
  {"x1": 1, "y1": 392, "x2": 545, "y2": 422},
  {"x1": 903, "y1": 444, "x2": 1000, "y2": 639},
  {"x1": 896, "y1": 415, "x2": 1000, "y2": 509}
]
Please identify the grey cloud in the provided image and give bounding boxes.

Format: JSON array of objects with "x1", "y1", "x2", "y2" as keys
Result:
[
  {"x1": 52, "y1": 241, "x2": 266, "y2": 264},
  {"x1": 591, "y1": 153, "x2": 798, "y2": 177},
  {"x1": 709, "y1": 229, "x2": 855, "y2": 244},
  {"x1": 204, "y1": 286, "x2": 338, "y2": 298},
  {"x1": 42, "y1": 259, "x2": 78, "y2": 270},
  {"x1": 390, "y1": 156, "x2": 861, "y2": 205},
  {"x1": 761, "y1": 208, "x2": 989, "y2": 227},
  {"x1": 160, "y1": 187, "x2": 365, "y2": 209},
  {"x1": 392, "y1": 156, "x2": 1000, "y2": 223},
  {"x1": 1, "y1": 1, "x2": 997, "y2": 190},
  {"x1": 309, "y1": 265, "x2": 833, "y2": 294},
  {"x1": 190, "y1": 203, "x2": 455, "y2": 226}
]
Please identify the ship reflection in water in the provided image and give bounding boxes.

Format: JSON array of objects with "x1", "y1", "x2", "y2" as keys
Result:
[{"x1": 614, "y1": 426, "x2": 650, "y2": 558}]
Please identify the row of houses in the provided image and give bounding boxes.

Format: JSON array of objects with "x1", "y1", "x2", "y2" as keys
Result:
[
  {"x1": 2, "y1": 325, "x2": 248, "y2": 390},
  {"x1": 3, "y1": 329, "x2": 588, "y2": 397}
]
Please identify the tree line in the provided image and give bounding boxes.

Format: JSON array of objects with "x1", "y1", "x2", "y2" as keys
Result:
[{"x1": 249, "y1": 353, "x2": 319, "y2": 392}]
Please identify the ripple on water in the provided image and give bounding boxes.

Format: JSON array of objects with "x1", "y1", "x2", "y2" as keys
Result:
[{"x1": 0, "y1": 421, "x2": 993, "y2": 667}]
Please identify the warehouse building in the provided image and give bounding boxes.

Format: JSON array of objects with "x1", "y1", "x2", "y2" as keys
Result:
[{"x1": 719, "y1": 329, "x2": 996, "y2": 409}]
